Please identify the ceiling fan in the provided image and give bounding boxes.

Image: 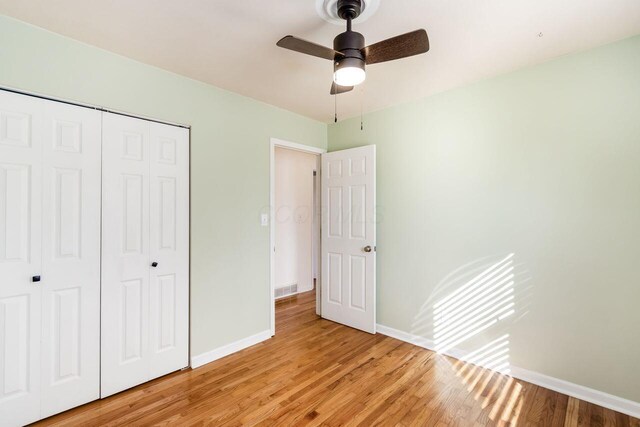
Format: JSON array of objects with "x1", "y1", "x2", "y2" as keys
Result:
[{"x1": 276, "y1": 0, "x2": 430, "y2": 95}]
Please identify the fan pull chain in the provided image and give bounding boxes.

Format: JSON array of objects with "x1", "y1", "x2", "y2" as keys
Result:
[
  {"x1": 360, "y1": 98, "x2": 363, "y2": 131},
  {"x1": 334, "y1": 93, "x2": 338, "y2": 123},
  {"x1": 360, "y1": 85, "x2": 364, "y2": 131}
]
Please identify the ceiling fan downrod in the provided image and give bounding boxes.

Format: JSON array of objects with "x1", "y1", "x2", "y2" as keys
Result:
[{"x1": 337, "y1": 0, "x2": 363, "y2": 28}]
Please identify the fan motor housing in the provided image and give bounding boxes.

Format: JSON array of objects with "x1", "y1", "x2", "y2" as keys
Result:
[
  {"x1": 333, "y1": 31, "x2": 365, "y2": 58},
  {"x1": 334, "y1": 29, "x2": 365, "y2": 77}
]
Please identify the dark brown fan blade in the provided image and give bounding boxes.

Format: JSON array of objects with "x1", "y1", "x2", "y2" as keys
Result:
[
  {"x1": 277, "y1": 36, "x2": 343, "y2": 61},
  {"x1": 330, "y1": 82, "x2": 354, "y2": 95},
  {"x1": 363, "y1": 29, "x2": 429, "y2": 65}
]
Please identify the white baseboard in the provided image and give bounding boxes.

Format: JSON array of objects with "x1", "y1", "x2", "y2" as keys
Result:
[
  {"x1": 376, "y1": 324, "x2": 465, "y2": 361},
  {"x1": 376, "y1": 323, "x2": 640, "y2": 419},
  {"x1": 510, "y1": 366, "x2": 640, "y2": 419},
  {"x1": 191, "y1": 329, "x2": 272, "y2": 369}
]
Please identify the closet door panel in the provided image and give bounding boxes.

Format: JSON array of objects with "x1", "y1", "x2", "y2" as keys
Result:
[
  {"x1": 101, "y1": 113, "x2": 151, "y2": 397},
  {"x1": 0, "y1": 90, "x2": 43, "y2": 426},
  {"x1": 148, "y1": 123, "x2": 189, "y2": 378},
  {"x1": 40, "y1": 101, "x2": 101, "y2": 417}
]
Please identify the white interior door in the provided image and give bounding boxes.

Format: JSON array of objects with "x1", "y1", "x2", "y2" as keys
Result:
[
  {"x1": 40, "y1": 100, "x2": 101, "y2": 417},
  {"x1": 101, "y1": 113, "x2": 151, "y2": 397},
  {"x1": 0, "y1": 90, "x2": 43, "y2": 426},
  {"x1": 148, "y1": 122, "x2": 189, "y2": 379},
  {"x1": 321, "y1": 145, "x2": 376, "y2": 333}
]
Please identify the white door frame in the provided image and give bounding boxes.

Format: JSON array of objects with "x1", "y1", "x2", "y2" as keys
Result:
[{"x1": 270, "y1": 138, "x2": 326, "y2": 336}]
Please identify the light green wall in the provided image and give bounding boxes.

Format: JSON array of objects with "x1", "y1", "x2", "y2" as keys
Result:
[
  {"x1": 329, "y1": 35, "x2": 640, "y2": 402},
  {"x1": 0, "y1": 15, "x2": 327, "y2": 356}
]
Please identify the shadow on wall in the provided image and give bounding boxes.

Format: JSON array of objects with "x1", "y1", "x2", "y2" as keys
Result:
[{"x1": 410, "y1": 254, "x2": 534, "y2": 424}]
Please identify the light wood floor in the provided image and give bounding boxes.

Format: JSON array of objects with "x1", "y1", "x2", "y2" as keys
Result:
[{"x1": 34, "y1": 290, "x2": 638, "y2": 426}]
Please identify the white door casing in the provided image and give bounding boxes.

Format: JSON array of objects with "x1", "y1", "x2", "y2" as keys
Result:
[
  {"x1": 269, "y1": 138, "x2": 326, "y2": 335},
  {"x1": 101, "y1": 113, "x2": 189, "y2": 397},
  {"x1": 0, "y1": 91, "x2": 43, "y2": 426},
  {"x1": 321, "y1": 145, "x2": 376, "y2": 333},
  {"x1": 40, "y1": 100, "x2": 101, "y2": 417}
]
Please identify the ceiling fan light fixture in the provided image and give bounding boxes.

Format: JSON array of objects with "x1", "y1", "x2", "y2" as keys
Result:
[
  {"x1": 333, "y1": 57, "x2": 366, "y2": 86},
  {"x1": 277, "y1": 0, "x2": 429, "y2": 97}
]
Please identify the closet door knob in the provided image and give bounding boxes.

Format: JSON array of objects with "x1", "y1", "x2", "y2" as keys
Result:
[
  {"x1": 151, "y1": 262, "x2": 158, "y2": 267},
  {"x1": 32, "y1": 275, "x2": 41, "y2": 283}
]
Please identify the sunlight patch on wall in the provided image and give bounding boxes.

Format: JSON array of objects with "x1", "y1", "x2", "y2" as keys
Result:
[{"x1": 433, "y1": 254, "x2": 515, "y2": 358}]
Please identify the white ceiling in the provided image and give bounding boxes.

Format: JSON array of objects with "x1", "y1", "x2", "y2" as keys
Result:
[{"x1": 1, "y1": 0, "x2": 639, "y2": 123}]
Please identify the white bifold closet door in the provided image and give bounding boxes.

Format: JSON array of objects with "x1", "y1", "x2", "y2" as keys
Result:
[
  {"x1": 101, "y1": 113, "x2": 189, "y2": 397},
  {"x1": 40, "y1": 100, "x2": 101, "y2": 416},
  {"x1": 0, "y1": 90, "x2": 101, "y2": 425}
]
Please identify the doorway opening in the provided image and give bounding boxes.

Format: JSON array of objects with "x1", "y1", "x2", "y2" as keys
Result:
[{"x1": 270, "y1": 138, "x2": 325, "y2": 335}]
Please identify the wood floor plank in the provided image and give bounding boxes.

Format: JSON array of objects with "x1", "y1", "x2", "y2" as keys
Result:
[
  {"x1": 578, "y1": 398, "x2": 592, "y2": 427},
  {"x1": 550, "y1": 393, "x2": 568, "y2": 427},
  {"x1": 565, "y1": 397, "x2": 580, "y2": 427},
  {"x1": 591, "y1": 403, "x2": 606, "y2": 427},
  {"x1": 524, "y1": 385, "x2": 557, "y2": 426},
  {"x1": 31, "y1": 289, "x2": 638, "y2": 426}
]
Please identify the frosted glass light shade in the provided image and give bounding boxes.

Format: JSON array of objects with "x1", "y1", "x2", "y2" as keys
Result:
[{"x1": 333, "y1": 66, "x2": 366, "y2": 86}]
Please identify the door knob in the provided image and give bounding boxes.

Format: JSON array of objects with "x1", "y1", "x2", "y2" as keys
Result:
[
  {"x1": 363, "y1": 246, "x2": 372, "y2": 253},
  {"x1": 32, "y1": 275, "x2": 41, "y2": 283},
  {"x1": 151, "y1": 262, "x2": 158, "y2": 267}
]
